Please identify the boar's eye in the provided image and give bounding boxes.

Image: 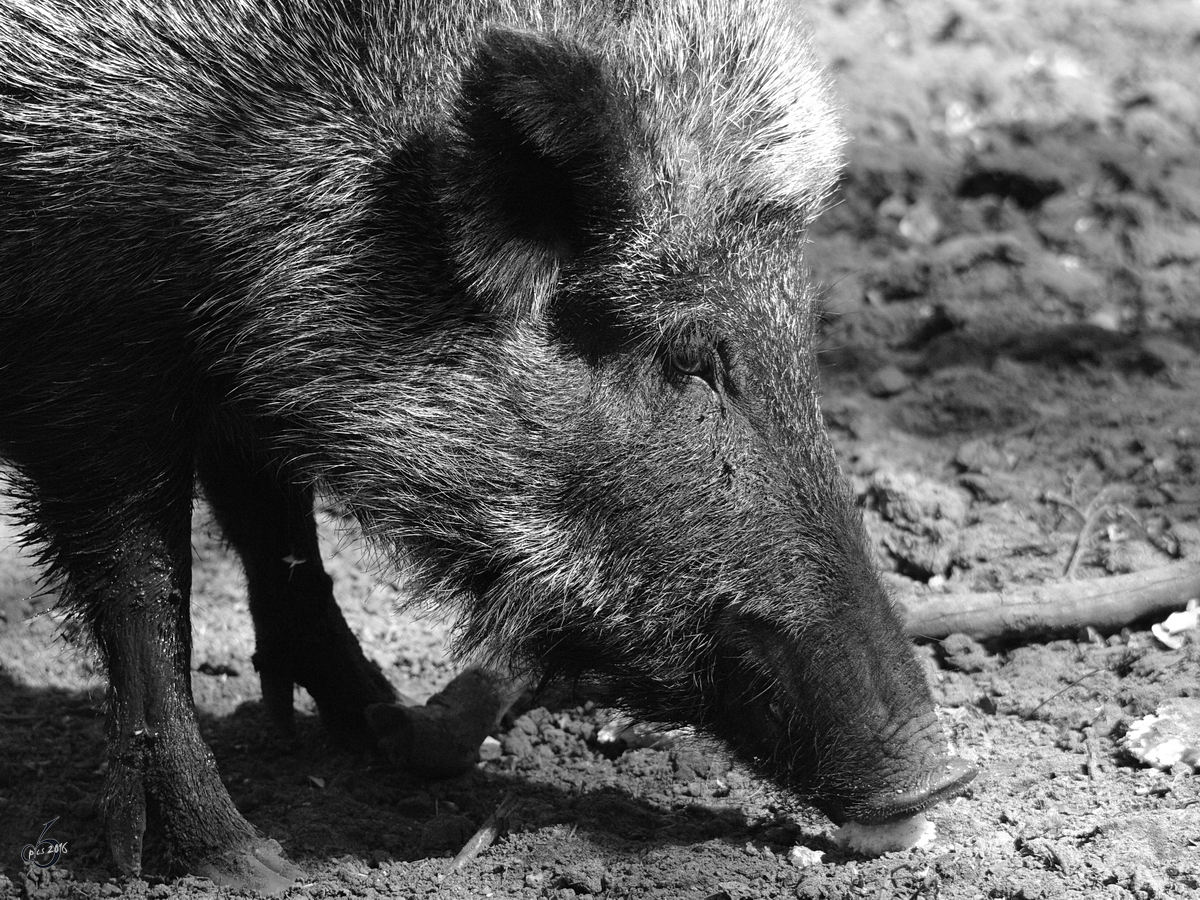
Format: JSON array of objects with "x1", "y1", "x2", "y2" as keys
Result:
[{"x1": 665, "y1": 339, "x2": 717, "y2": 390}]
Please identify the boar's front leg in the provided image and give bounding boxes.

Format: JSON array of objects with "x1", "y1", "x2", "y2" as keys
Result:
[
  {"x1": 26, "y1": 457, "x2": 298, "y2": 890},
  {"x1": 197, "y1": 439, "x2": 396, "y2": 744}
]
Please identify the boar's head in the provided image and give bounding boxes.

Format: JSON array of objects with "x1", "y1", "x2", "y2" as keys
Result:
[{"x1": 354, "y1": 0, "x2": 976, "y2": 826}]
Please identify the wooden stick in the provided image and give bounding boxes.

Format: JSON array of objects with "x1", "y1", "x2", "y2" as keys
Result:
[
  {"x1": 443, "y1": 792, "x2": 517, "y2": 878},
  {"x1": 900, "y1": 560, "x2": 1200, "y2": 641}
]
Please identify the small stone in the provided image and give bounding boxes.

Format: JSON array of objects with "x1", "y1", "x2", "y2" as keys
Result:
[
  {"x1": 513, "y1": 713, "x2": 540, "y2": 736},
  {"x1": 898, "y1": 198, "x2": 941, "y2": 245},
  {"x1": 867, "y1": 365, "x2": 912, "y2": 397},
  {"x1": 788, "y1": 845, "x2": 825, "y2": 868},
  {"x1": 953, "y1": 438, "x2": 1007, "y2": 474},
  {"x1": 501, "y1": 730, "x2": 534, "y2": 758},
  {"x1": 479, "y1": 735, "x2": 502, "y2": 762},
  {"x1": 557, "y1": 867, "x2": 604, "y2": 895},
  {"x1": 1085, "y1": 306, "x2": 1122, "y2": 332},
  {"x1": 877, "y1": 193, "x2": 909, "y2": 219}
]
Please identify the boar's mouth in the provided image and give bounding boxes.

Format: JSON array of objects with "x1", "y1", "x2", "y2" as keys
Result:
[
  {"x1": 711, "y1": 609, "x2": 977, "y2": 826},
  {"x1": 818, "y1": 754, "x2": 977, "y2": 826}
]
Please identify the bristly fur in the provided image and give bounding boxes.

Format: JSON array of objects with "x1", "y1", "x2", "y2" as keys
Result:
[{"x1": 0, "y1": 0, "x2": 968, "y2": 879}]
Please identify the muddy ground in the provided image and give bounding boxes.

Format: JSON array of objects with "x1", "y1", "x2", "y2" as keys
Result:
[{"x1": 2, "y1": 0, "x2": 1198, "y2": 897}]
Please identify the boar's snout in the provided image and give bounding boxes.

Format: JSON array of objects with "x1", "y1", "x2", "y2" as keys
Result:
[
  {"x1": 830, "y1": 755, "x2": 978, "y2": 826},
  {"x1": 713, "y1": 605, "x2": 977, "y2": 826}
]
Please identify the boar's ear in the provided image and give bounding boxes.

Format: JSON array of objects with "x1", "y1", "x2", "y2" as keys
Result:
[{"x1": 445, "y1": 27, "x2": 633, "y2": 318}]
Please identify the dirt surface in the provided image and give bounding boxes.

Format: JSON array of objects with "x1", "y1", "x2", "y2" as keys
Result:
[{"x1": 2, "y1": 0, "x2": 1199, "y2": 897}]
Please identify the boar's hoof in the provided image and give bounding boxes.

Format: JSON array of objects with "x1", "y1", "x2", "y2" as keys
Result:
[
  {"x1": 194, "y1": 837, "x2": 304, "y2": 895},
  {"x1": 254, "y1": 642, "x2": 398, "y2": 748},
  {"x1": 367, "y1": 700, "x2": 480, "y2": 776},
  {"x1": 366, "y1": 667, "x2": 513, "y2": 777}
]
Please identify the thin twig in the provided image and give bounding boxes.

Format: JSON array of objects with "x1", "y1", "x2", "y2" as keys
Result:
[
  {"x1": 1085, "y1": 719, "x2": 1103, "y2": 788},
  {"x1": 1027, "y1": 668, "x2": 1105, "y2": 717},
  {"x1": 442, "y1": 792, "x2": 517, "y2": 878},
  {"x1": 1062, "y1": 484, "x2": 1134, "y2": 579}
]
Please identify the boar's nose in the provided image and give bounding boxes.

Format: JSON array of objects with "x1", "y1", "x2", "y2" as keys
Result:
[{"x1": 839, "y1": 756, "x2": 977, "y2": 826}]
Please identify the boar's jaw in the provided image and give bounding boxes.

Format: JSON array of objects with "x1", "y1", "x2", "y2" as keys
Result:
[{"x1": 712, "y1": 610, "x2": 976, "y2": 826}]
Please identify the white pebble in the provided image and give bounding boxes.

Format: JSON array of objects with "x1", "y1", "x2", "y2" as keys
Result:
[
  {"x1": 833, "y1": 814, "x2": 934, "y2": 856},
  {"x1": 787, "y1": 845, "x2": 825, "y2": 868},
  {"x1": 478, "y1": 735, "x2": 503, "y2": 762}
]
